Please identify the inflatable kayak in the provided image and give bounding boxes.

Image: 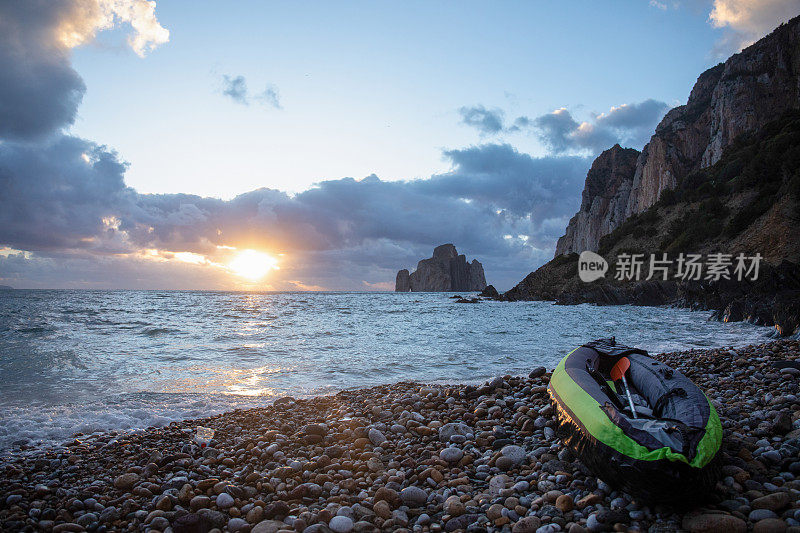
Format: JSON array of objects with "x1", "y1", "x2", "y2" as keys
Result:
[{"x1": 548, "y1": 338, "x2": 722, "y2": 501}]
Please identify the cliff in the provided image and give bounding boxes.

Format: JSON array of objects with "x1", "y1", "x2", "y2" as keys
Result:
[
  {"x1": 504, "y1": 110, "x2": 800, "y2": 336},
  {"x1": 505, "y1": 16, "x2": 800, "y2": 337},
  {"x1": 556, "y1": 16, "x2": 800, "y2": 256},
  {"x1": 555, "y1": 145, "x2": 640, "y2": 255},
  {"x1": 395, "y1": 244, "x2": 487, "y2": 292}
]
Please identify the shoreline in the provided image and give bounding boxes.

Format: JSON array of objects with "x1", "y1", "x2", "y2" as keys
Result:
[
  {"x1": 1, "y1": 340, "x2": 799, "y2": 533},
  {"x1": 0, "y1": 293, "x2": 775, "y2": 455}
]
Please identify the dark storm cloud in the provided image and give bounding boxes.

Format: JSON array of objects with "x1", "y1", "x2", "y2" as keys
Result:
[
  {"x1": 423, "y1": 144, "x2": 588, "y2": 223},
  {"x1": 0, "y1": 0, "x2": 86, "y2": 140},
  {"x1": 220, "y1": 74, "x2": 282, "y2": 109},
  {"x1": 0, "y1": 136, "x2": 131, "y2": 251},
  {"x1": 123, "y1": 144, "x2": 588, "y2": 255}
]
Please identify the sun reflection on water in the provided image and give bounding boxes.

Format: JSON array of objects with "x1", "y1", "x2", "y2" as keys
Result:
[{"x1": 155, "y1": 364, "x2": 289, "y2": 397}]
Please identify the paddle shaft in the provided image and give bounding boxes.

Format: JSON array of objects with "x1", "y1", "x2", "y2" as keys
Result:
[{"x1": 621, "y1": 375, "x2": 637, "y2": 419}]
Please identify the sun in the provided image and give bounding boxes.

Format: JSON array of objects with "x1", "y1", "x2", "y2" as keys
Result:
[{"x1": 228, "y1": 250, "x2": 278, "y2": 281}]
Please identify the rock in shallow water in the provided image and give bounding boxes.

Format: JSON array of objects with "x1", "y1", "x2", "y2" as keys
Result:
[{"x1": 529, "y1": 367, "x2": 546, "y2": 379}]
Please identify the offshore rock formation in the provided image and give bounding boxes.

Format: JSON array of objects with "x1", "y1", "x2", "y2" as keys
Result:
[
  {"x1": 395, "y1": 270, "x2": 411, "y2": 292},
  {"x1": 556, "y1": 16, "x2": 800, "y2": 256},
  {"x1": 395, "y1": 244, "x2": 487, "y2": 292}
]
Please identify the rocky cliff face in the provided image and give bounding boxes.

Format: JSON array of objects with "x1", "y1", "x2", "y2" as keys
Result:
[
  {"x1": 555, "y1": 145, "x2": 640, "y2": 255},
  {"x1": 395, "y1": 244, "x2": 487, "y2": 292},
  {"x1": 556, "y1": 16, "x2": 800, "y2": 255},
  {"x1": 504, "y1": 109, "x2": 800, "y2": 337}
]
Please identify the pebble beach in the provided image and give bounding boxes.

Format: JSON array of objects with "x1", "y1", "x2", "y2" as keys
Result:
[{"x1": 2, "y1": 340, "x2": 800, "y2": 533}]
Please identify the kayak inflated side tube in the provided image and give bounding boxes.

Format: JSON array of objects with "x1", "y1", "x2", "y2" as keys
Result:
[{"x1": 548, "y1": 342, "x2": 722, "y2": 501}]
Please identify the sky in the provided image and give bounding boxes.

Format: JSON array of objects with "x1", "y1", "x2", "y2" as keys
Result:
[{"x1": 1, "y1": 0, "x2": 799, "y2": 291}]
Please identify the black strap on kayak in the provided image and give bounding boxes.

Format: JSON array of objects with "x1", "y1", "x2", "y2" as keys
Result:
[
  {"x1": 665, "y1": 423, "x2": 690, "y2": 455},
  {"x1": 665, "y1": 420, "x2": 705, "y2": 459},
  {"x1": 653, "y1": 387, "x2": 687, "y2": 418},
  {"x1": 586, "y1": 361, "x2": 627, "y2": 410},
  {"x1": 584, "y1": 337, "x2": 648, "y2": 359}
]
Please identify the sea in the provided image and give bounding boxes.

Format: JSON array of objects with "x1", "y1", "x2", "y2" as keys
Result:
[{"x1": 0, "y1": 290, "x2": 774, "y2": 451}]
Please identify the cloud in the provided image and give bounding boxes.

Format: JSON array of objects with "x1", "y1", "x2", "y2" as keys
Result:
[
  {"x1": 533, "y1": 108, "x2": 597, "y2": 153},
  {"x1": 458, "y1": 105, "x2": 506, "y2": 135},
  {"x1": 532, "y1": 100, "x2": 669, "y2": 154},
  {"x1": 0, "y1": 135, "x2": 589, "y2": 289},
  {"x1": 221, "y1": 75, "x2": 248, "y2": 104},
  {"x1": 0, "y1": 0, "x2": 168, "y2": 141},
  {"x1": 650, "y1": 0, "x2": 800, "y2": 57},
  {"x1": 708, "y1": 0, "x2": 800, "y2": 55},
  {"x1": 0, "y1": 136, "x2": 132, "y2": 252},
  {"x1": 508, "y1": 116, "x2": 532, "y2": 132},
  {"x1": 459, "y1": 105, "x2": 535, "y2": 135},
  {"x1": 423, "y1": 145, "x2": 589, "y2": 237},
  {"x1": 258, "y1": 86, "x2": 282, "y2": 109},
  {"x1": 459, "y1": 100, "x2": 669, "y2": 154},
  {"x1": 53, "y1": 0, "x2": 169, "y2": 56},
  {"x1": 220, "y1": 74, "x2": 282, "y2": 109}
]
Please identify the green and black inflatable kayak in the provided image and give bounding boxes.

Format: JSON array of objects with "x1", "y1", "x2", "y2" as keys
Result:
[{"x1": 548, "y1": 338, "x2": 722, "y2": 501}]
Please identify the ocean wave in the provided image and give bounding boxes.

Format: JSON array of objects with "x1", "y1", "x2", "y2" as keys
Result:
[
  {"x1": 139, "y1": 327, "x2": 182, "y2": 336},
  {"x1": 0, "y1": 291, "x2": 773, "y2": 452}
]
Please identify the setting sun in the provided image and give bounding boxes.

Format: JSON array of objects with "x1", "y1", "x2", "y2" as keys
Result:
[{"x1": 228, "y1": 249, "x2": 278, "y2": 280}]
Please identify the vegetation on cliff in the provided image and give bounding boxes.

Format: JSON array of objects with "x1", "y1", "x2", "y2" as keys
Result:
[{"x1": 503, "y1": 112, "x2": 800, "y2": 336}]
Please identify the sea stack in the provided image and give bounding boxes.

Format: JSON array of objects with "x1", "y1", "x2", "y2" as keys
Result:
[{"x1": 395, "y1": 244, "x2": 487, "y2": 292}]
